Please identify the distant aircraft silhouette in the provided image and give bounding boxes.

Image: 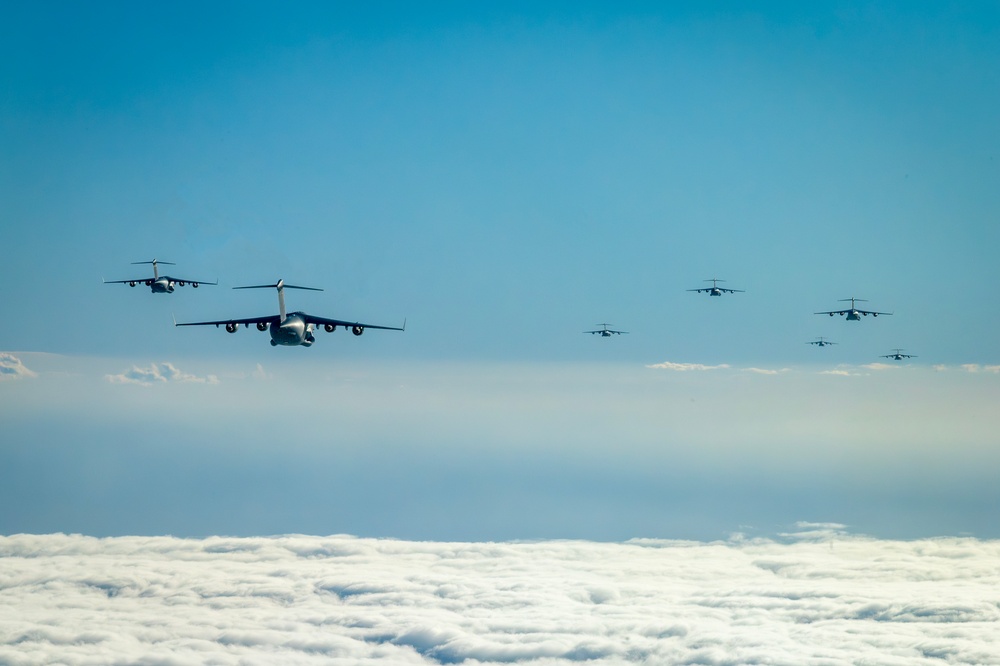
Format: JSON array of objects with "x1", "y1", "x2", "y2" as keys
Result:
[
  {"x1": 105, "y1": 259, "x2": 217, "y2": 293},
  {"x1": 808, "y1": 336, "x2": 837, "y2": 347},
  {"x1": 688, "y1": 278, "x2": 744, "y2": 296},
  {"x1": 881, "y1": 349, "x2": 917, "y2": 361},
  {"x1": 584, "y1": 323, "x2": 628, "y2": 337},
  {"x1": 815, "y1": 297, "x2": 891, "y2": 321}
]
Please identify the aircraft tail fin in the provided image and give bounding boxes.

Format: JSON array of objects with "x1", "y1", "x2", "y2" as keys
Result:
[
  {"x1": 131, "y1": 259, "x2": 175, "y2": 279},
  {"x1": 233, "y1": 280, "x2": 322, "y2": 321}
]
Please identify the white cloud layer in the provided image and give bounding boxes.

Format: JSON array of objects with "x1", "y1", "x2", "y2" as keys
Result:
[
  {"x1": 0, "y1": 353, "x2": 36, "y2": 381},
  {"x1": 1, "y1": 531, "x2": 998, "y2": 665},
  {"x1": 106, "y1": 362, "x2": 219, "y2": 385}
]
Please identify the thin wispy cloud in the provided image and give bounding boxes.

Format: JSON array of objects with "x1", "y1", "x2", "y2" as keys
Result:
[
  {"x1": 861, "y1": 362, "x2": 897, "y2": 371},
  {"x1": 646, "y1": 361, "x2": 731, "y2": 371},
  {"x1": 742, "y1": 367, "x2": 790, "y2": 375},
  {"x1": 1, "y1": 532, "x2": 998, "y2": 665},
  {"x1": 106, "y1": 362, "x2": 219, "y2": 386},
  {"x1": 961, "y1": 364, "x2": 1000, "y2": 374},
  {"x1": 779, "y1": 521, "x2": 849, "y2": 540},
  {"x1": 927, "y1": 364, "x2": 1000, "y2": 374},
  {"x1": 647, "y1": 362, "x2": 791, "y2": 375},
  {"x1": 0, "y1": 353, "x2": 36, "y2": 381}
]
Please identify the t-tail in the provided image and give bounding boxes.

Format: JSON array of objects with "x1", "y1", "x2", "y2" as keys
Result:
[
  {"x1": 131, "y1": 259, "x2": 175, "y2": 280},
  {"x1": 233, "y1": 279, "x2": 323, "y2": 321},
  {"x1": 839, "y1": 297, "x2": 868, "y2": 309}
]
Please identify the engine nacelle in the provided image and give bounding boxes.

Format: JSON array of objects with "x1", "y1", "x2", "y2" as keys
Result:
[
  {"x1": 145, "y1": 280, "x2": 153, "y2": 286},
  {"x1": 324, "y1": 324, "x2": 336, "y2": 333},
  {"x1": 352, "y1": 325, "x2": 364, "y2": 336},
  {"x1": 256, "y1": 322, "x2": 268, "y2": 331},
  {"x1": 872, "y1": 313, "x2": 878, "y2": 317},
  {"x1": 178, "y1": 281, "x2": 186, "y2": 287},
  {"x1": 129, "y1": 281, "x2": 136, "y2": 287},
  {"x1": 192, "y1": 282, "x2": 199, "y2": 288},
  {"x1": 225, "y1": 322, "x2": 239, "y2": 333}
]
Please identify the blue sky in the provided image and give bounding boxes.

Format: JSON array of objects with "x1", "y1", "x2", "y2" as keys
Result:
[{"x1": 2, "y1": 2, "x2": 999, "y2": 540}]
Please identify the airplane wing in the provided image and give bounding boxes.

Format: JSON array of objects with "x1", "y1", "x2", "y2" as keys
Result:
[
  {"x1": 175, "y1": 314, "x2": 281, "y2": 327},
  {"x1": 856, "y1": 308, "x2": 892, "y2": 316},
  {"x1": 720, "y1": 288, "x2": 745, "y2": 293},
  {"x1": 687, "y1": 288, "x2": 710, "y2": 293},
  {"x1": 162, "y1": 275, "x2": 218, "y2": 286},
  {"x1": 303, "y1": 314, "x2": 405, "y2": 331},
  {"x1": 814, "y1": 309, "x2": 848, "y2": 315},
  {"x1": 104, "y1": 277, "x2": 150, "y2": 285}
]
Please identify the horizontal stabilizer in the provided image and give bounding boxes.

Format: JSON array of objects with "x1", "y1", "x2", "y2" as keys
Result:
[{"x1": 234, "y1": 282, "x2": 323, "y2": 292}]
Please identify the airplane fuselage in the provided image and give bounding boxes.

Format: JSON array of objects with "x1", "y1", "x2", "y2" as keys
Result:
[
  {"x1": 269, "y1": 313, "x2": 315, "y2": 347},
  {"x1": 149, "y1": 277, "x2": 174, "y2": 293},
  {"x1": 709, "y1": 288, "x2": 722, "y2": 296}
]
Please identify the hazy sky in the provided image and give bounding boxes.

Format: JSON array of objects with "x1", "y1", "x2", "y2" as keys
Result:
[{"x1": 2, "y1": 2, "x2": 999, "y2": 541}]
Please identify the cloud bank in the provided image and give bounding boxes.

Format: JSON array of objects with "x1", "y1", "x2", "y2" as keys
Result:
[
  {"x1": 106, "y1": 362, "x2": 219, "y2": 385},
  {"x1": 1, "y1": 531, "x2": 997, "y2": 665},
  {"x1": 0, "y1": 353, "x2": 36, "y2": 381}
]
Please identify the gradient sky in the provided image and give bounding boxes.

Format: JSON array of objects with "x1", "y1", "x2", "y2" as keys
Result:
[{"x1": 2, "y1": 2, "x2": 999, "y2": 541}]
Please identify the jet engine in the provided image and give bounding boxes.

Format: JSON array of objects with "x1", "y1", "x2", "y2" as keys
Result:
[
  {"x1": 129, "y1": 281, "x2": 136, "y2": 287},
  {"x1": 256, "y1": 322, "x2": 268, "y2": 331},
  {"x1": 324, "y1": 324, "x2": 336, "y2": 332},
  {"x1": 872, "y1": 313, "x2": 878, "y2": 317},
  {"x1": 192, "y1": 282, "x2": 199, "y2": 288},
  {"x1": 225, "y1": 322, "x2": 239, "y2": 333},
  {"x1": 145, "y1": 280, "x2": 153, "y2": 286},
  {"x1": 352, "y1": 325, "x2": 364, "y2": 336},
  {"x1": 178, "y1": 281, "x2": 186, "y2": 286}
]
